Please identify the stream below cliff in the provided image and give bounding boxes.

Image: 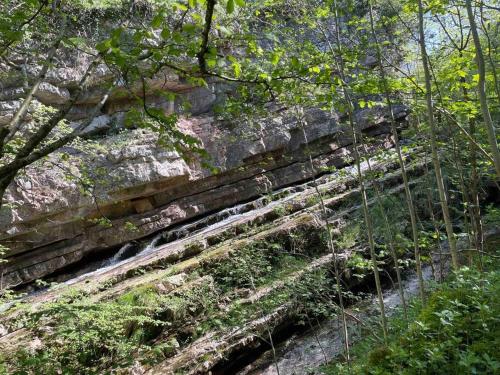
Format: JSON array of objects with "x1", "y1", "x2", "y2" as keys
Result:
[
  {"x1": 232, "y1": 232, "x2": 499, "y2": 374},
  {"x1": 239, "y1": 265, "x2": 437, "y2": 375}
]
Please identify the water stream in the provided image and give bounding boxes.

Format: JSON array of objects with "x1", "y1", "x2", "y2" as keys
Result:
[
  {"x1": 0, "y1": 161, "x2": 374, "y2": 313},
  {"x1": 79, "y1": 163, "x2": 363, "y2": 278},
  {"x1": 240, "y1": 266, "x2": 438, "y2": 375},
  {"x1": 60, "y1": 177, "x2": 321, "y2": 287}
]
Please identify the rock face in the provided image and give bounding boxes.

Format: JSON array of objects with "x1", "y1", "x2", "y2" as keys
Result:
[{"x1": 0, "y1": 62, "x2": 409, "y2": 288}]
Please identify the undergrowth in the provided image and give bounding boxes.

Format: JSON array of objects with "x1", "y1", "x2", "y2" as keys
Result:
[
  {"x1": 322, "y1": 261, "x2": 500, "y2": 375},
  {"x1": 0, "y1": 225, "x2": 333, "y2": 374}
]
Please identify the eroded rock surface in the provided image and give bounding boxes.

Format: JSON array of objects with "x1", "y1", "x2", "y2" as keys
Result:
[{"x1": 0, "y1": 59, "x2": 408, "y2": 288}]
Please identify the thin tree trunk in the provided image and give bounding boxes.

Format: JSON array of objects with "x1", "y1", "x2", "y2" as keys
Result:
[
  {"x1": 3, "y1": 39, "x2": 63, "y2": 145},
  {"x1": 328, "y1": 0, "x2": 388, "y2": 343},
  {"x1": 298, "y1": 108, "x2": 350, "y2": 362},
  {"x1": 479, "y1": 3, "x2": 500, "y2": 103},
  {"x1": 0, "y1": 172, "x2": 15, "y2": 212},
  {"x1": 0, "y1": 69, "x2": 113, "y2": 212},
  {"x1": 368, "y1": 0, "x2": 425, "y2": 304},
  {"x1": 362, "y1": 144, "x2": 408, "y2": 320},
  {"x1": 249, "y1": 273, "x2": 280, "y2": 375},
  {"x1": 464, "y1": 0, "x2": 500, "y2": 178},
  {"x1": 461, "y1": 74, "x2": 483, "y2": 267},
  {"x1": 423, "y1": 155, "x2": 445, "y2": 282},
  {"x1": 428, "y1": 9, "x2": 484, "y2": 263},
  {"x1": 451, "y1": 135, "x2": 474, "y2": 265},
  {"x1": 468, "y1": 115, "x2": 484, "y2": 269},
  {"x1": 417, "y1": 0, "x2": 459, "y2": 270}
]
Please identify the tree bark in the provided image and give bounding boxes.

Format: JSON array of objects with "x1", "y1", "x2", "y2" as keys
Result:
[
  {"x1": 465, "y1": 0, "x2": 500, "y2": 179},
  {"x1": 368, "y1": 0, "x2": 424, "y2": 305},
  {"x1": 418, "y1": 0, "x2": 459, "y2": 270}
]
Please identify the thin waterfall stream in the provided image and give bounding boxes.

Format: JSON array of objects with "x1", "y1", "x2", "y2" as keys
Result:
[
  {"x1": 57, "y1": 169, "x2": 346, "y2": 287},
  {"x1": 0, "y1": 162, "x2": 371, "y2": 311},
  {"x1": 56, "y1": 165, "x2": 367, "y2": 287}
]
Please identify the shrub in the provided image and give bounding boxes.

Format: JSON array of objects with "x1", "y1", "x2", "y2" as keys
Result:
[{"x1": 324, "y1": 267, "x2": 500, "y2": 375}]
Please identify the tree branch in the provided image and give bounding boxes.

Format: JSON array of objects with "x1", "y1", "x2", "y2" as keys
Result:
[{"x1": 196, "y1": 0, "x2": 217, "y2": 74}]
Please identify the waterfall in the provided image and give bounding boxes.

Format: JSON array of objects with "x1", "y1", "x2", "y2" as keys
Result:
[
  {"x1": 139, "y1": 232, "x2": 164, "y2": 256},
  {"x1": 58, "y1": 179, "x2": 320, "y2": 286},
  {"x1": 104, "y1": 243, "x2": 135, "y2": 267}
]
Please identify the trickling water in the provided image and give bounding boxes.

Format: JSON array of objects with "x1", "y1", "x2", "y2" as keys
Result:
[
  {"x1": 59, "y1": 186, "x2": 305, "y2": 287},
  {"x1": 139, "y1": 233, "x2": 163, "y2": 256},
  {"x1": 104, "y1": 243, "x2": 137, "y2": 267},
  {"x1": 240, "y1": 266, "x2": 438, "y2": 375},
  {"x1": 43, "y1": 162, "x2": 375, "y2": 289}
]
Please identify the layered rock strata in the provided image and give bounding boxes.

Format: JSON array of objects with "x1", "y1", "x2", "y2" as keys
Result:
[
  {"x1": 0, "y1": 152, "x2": 428, "y2": 375},
  {"x1": 0, "y1": 67, "x2": 408, "y2": 287}
]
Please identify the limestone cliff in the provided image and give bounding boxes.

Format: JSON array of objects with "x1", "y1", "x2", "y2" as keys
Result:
[{"x1": 0, "y1": 58, "x2": 407, "y2": 288}]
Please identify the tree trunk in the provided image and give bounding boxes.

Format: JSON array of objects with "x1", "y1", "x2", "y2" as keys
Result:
[
  {"x1": 0, "y1": 173, "x2": 15, "y2": 212},
  {"x1": 363, "y1": 143, "x2": 408, "y2": 319},
  {"x1": 417, "y1": 0, "x2": 459, "y2": 270},
  {"x1": 298, "y1": 107, "x2": 350, "y2": 362},
  {"x1": 368, "y1": 0, "x2": 425, "y2": 304},
  {"x1": 465, "y1": 0, "x2": 500, "y2": 179},
  {"x1": 330, "y1": 0, "x2": 388, "y2": 343}
]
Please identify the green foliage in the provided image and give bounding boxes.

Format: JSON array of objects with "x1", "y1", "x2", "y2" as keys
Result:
[
  {"x1": 346, "y1": 252, "x2": 373, "y2": 279},
  {"x1": 271, "y1": 204, "x2": 288, "y2": 218},
  {"x1": 7, "y1": 294, "x2": 161, "y2": 374},
  {"x1": 291, "y1": 268, "x2": 340, "y2": 320},
  {"x1": 0, "y1": 278, "x2": 220, "y2": 373},
  {"x1": 305, "y1": 194, "x2": 321, "y2": 207},
  {"x1": 323, "y1": 266, "x2": 500, "y2": 375},
  {"x1": 87, "y1": 216, "x2": 113, "y2": 228},
  {"x1": 207, "y1": 241, "x2": 291, "y2": 292},
  {"x1": 483, "y1": 204, "x2": 500, "y2": 228},
  {"x1": 123, "y1": 221, "x2": 139, "y2": 232},
  {"x1": 200, "y1": 263, "x2": 337, "y2": 334},
  {"x1": 335, "y1": 223, "x2": 361, "y2": 249}
]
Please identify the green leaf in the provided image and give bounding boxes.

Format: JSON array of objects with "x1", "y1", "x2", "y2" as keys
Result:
[
  {"x1": 95, "y1": 39, "x2": 111, "y2": 53},
  {"x1": 271, "y1": 50, "x2": 282, "y2": 66},
  {"x1": 161, "y1": 28, "x2": 170, "y2": 39},
  {"x1": 227, "y1": 0, "x2": 234, "y2": 14},
  {"x1": 182, "y1": 23, "x2": 196, "y2": 33},
  {"x1": 207, "y1": 58, "x2": 217, "y2": 68},
  {"x1": 232, "y1": 61, "x2": 241, "y2": 78},
  {"x1": 235, "y1": 0, "x2": 245, "y2": 6},
  {"x1": 309, "y1": 66, "x2": 320, "y2": 74},
  {"x1": 173, "y1": 2, "x2": 188, "y2": 11},
  {"x1": 151, "y1": 14, "x2": 163, "y2": 28}
]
